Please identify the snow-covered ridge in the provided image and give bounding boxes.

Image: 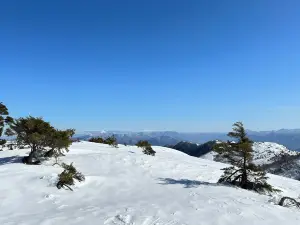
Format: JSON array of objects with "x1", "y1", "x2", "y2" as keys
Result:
[
  {"x1": 252, "y1": 142, "x2": 299, "y2": 165},
  {"x1": 1, "y1": 142, "x2": 300, "y2": 224}
]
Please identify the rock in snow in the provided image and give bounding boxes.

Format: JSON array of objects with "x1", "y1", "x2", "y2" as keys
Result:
[{"x1": 1, "y1": 142, "x2": 300, "y2": 224}]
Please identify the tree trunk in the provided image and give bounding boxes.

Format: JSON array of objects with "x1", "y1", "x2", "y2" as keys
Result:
[
  {"x1": 22, "y1": 146, "x2": 41, "y2": 165},
  {"x1": 241, "y1": 153, "x2": 248, "y2": 189},
  {"x1": 241, "y1": 170, "x2": 247, "y2": 189},
  {"x1": 44, "y1": 149, "x2": 55, "y2": 157}
]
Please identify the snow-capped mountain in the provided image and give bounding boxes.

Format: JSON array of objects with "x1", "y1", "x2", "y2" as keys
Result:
[
  {"x1": 252, "y1": 142, "x2": 299, "y2": 166},
  {"x1": 1, "y1": 142, "x2": 300, "y2": 224}
]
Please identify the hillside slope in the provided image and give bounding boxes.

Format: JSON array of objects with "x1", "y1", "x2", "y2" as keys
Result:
[
  {"x1": 1, "y1": 142, "x2": 300, "y2": 224},
  {"x1": 170, "y1": 141, "x2": 300, "y2": 180}
]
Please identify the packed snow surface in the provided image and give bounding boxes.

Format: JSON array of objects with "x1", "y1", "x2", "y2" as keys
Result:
[{"x1": 1, "y1": 142, "x2": 300, "y2": 225}]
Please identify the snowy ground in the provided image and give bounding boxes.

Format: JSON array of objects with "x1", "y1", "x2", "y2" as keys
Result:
[{"x1": 1, "y1": 142, "x2": 300, "y2": 225}]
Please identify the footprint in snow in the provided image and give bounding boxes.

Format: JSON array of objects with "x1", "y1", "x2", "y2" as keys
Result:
[
  {"x1": 104, "y1": 214, "x2": 184, "y2": 225},
  {"x1": 104, "y1": 214, "x2": 133, "y2": 224}
]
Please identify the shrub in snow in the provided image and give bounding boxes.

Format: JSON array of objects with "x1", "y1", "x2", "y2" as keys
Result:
[
  {"x1": 214, "y1": 122, "x2": 277, "y2": 194},
  {"x1": 104, "y1": 135, "x2": 118, "y2": 148},
  {"x1": 89, "y1": 137, "x2": 105, "y2": 143},
  {"x1": 136, "y1": 140, "x2": 151, "y2": 148},
  {"x1": 10, "y1": 116, "x2": 75, "y2": 165},
  {"x1": 143, "y1": 145, "x2": 156, "y2": 156},
  {"x1": 57, "y1": 162, "x2": 85, "y2": 191},
  {"x1": 89, "y1": 136, "x2": 118, "y2": 147},
  {"x1": 136, "y1": 140, "x2": 156, "y2": 156}
]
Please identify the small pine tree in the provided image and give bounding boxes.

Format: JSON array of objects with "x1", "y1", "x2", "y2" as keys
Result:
[
  {"x1": 45, "y1": 128, "x2": 75, "y2": 158},
  {"x1": 89, "y1": 137, "x2": 105, "y2": 143},
  {"x1": 136, "y1": 140, "x2": 151, "y2": 148},
  {"x1": 104, "y1": 135, "x2": 118, "y2": 148},
  {"x1": 0, "y1": 102, "x2": 14, "y2": 148},
  {"x1": 10, "y1": 116, "x2": 74, "y2": 164},
  {"x1": 10, "y1": 116, "x2": 54, "y2": 164},
  {"x1": 214, "y1": 122, "x2": 277, "y2": 194},
  {"x1": 143, "y1": 145, "x2": 156, "y2": 156},
  {"x1": 136, "y1": 140, "x2": 156, "y2": 156},
  {"x1": 56, "y1": 162, "x2": 85, "y2": 191}
]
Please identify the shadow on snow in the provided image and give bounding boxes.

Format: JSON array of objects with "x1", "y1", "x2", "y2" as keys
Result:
[
  {"x1": 0, "y1": 156, "x2": 23, "y2": 166},
  {"x1": 158, "y1": 178, "x2": 219, "y2": 188}
]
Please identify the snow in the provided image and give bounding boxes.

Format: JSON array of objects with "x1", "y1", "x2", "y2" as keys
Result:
[
  {"x1": 1, "y1": 142, "x2": 300, "y2": 225},
  {"x1": 252, "y1": 142, "x2": 299, "y2": 165},
  {"x1": 199, "y1": 141, "x2": 300, "y2": 180}
]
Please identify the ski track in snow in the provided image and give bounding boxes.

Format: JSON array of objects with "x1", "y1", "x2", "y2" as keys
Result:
[{"x1": 1, "y1": 142, "x2": 300, "y2": 224}]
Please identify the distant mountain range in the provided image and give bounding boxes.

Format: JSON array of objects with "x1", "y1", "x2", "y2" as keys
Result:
[{"x1": 74, "y1": 129, "x2": 300, "y2": 151}]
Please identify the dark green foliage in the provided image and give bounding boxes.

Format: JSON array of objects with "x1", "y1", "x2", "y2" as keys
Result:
[
  {"x1": 0, "y1": 139, "x2": 5, "y2": 151},
  {"x1": 214, "y1": 122, "x2": 276, "y2": 194},
  {"x1": 0, "y1": 139, "x2": 6, "y2": 145},
  {"x1": 10, "y1": 116, "x2": 53, "y2": 164},
  {"x1": 10, "y1": 116, "x2": 75, "y2": 164},
  {"x1": 143, "y1": 145, "x2": 156, "y2": 156},
  {"x1": 0, "y1": 102, "x2": 14, "y2": 147},
  {"x1": 89, "y1": 135, "x2": 118, "y2": 147},
  {"x1": 104, "y1": 135, "x2": 118, "y2": 147},
  {"x1": 136, "y1": 140, "x2": 151, "y2": 148},
  {"x1": 56, "y1": 162, "x2": 85, "y2": 191},
  {"x1": 218, "y1": 164, "x2": 280, "y2": 194},
  {"x1": 136, "y1": 140, "x2": 156, "y2": 156},
  {"x1": 89, "y1": 137, "x2": 105, "y2": 143},
  {"x1": 45, "y1": 129, "x2": 75, "y2": 157}
]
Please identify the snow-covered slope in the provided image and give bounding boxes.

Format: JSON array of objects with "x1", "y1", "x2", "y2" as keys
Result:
[
  {"x1": 200, "y1": 141, "x2": 300, "y2": 180},
  {"x1": 1, "y1": 142, "x2": 300, "y2": 225}
]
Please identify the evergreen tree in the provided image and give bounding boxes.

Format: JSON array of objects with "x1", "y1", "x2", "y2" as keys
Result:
[
  {"x1": 136, "y1": 140, "x2": 151, "y2": 148},
  {"x1": 104, "y1": 135, "x2": 118, "y2": 148},
  {"x1": 10, "y1": 116, "x2": 55, "y2": 164},
  {"x1": 143, "y1": 145, "x2": 156, "y2": 156},
  {"x1": 0, "y1": 102, "x2": 14, "y2": 146},
  {"x1": 45, "y1": 129, "x2": 75, "y2": 158},
  {"x1": 136, "y1": 140, "x2": 156, "y2": 156},
  {"x1": 89, "y1": 137, "x2": 105, "y2": 143},
  {"x1": 214, "y1": 122, "x2": 277, "y2": 193},
  {"x1": 56, "y1": 162, "x2": 85, "y2": 191},
  {"x1": 11, "y1": 116, "x2": 75, "y2": 164}
]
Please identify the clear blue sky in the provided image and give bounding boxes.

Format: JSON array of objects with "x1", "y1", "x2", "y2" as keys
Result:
[{"x1": 1, "y1": 0, "x2": 300, "y2": 132}]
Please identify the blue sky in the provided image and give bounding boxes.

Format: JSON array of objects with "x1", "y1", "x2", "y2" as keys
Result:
[{"x1": 1, "y1": 0, "x2": 300, "y2": 132}]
